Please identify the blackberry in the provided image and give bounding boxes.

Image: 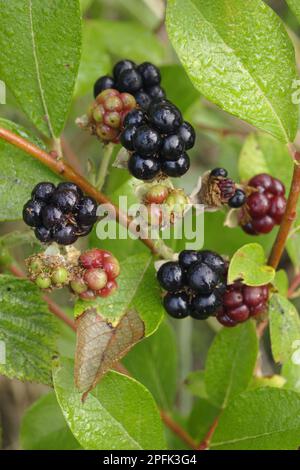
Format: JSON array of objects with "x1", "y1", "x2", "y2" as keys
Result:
[
  {"x1": 23, "y1": 182, "x2": 98, "y2": 245},
  {"x1": 210, "y1": 168, "x2": 228, "y2": 178},
  {"x1": 228, "y1": 189, "x2": 246, "y2": 208},
  {"x1": 163, "y1": 292, "x2": 190, "y2": 319},
  {"x1": 123, "y1": 109, "x2": 145, "y2": 127},
  {"x1": 133, "y1": 125, "x2": 162, "y2": 156},
  {"x1": 117, "y1": 68, "x2": 142, "y2": 93},
  {"x1": 113, "y1": 60, "x2": 136, "y2": 80},
  {"x1": 149, "y1": 102, "x2": 182, "y2": 134},
  {"x1": 138, "y1": 62, "x2": 161, "y2": 87},
  {"x1": 160, "y1": 153, "x2": 190, "y2": 177},
  {"x1": 120, "y1": 125, "x2": 138, "y2": 151},
  {"x1": 146, "y1": 85, "x2": 166, "y2": 100},
  {"x1": 157, "y1": 261, "x2": 184, "y2": 292},
  {"x1": 134, "y1": 90, "x2": 152, "y2": 111},
  {"x1": 240, "y1": 173, "x2": 286, "y2": 235},
  {"x1": 160, "y1": 134, "x2": 185, "y2": 159},
  {"x1": 177, "y1": 122, "x2": 196, "y2": 150},
  {"x1": 128, "y1": 153, "x2": 160, "y2": 180},
  {"x1": 94, "y1": 76, "x2": 115, "y2": 98},
  {"x1": 158, "y1": 249, "x2": 227, "y2": 321}
]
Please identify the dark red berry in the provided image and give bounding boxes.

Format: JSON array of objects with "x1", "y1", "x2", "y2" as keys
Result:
[
  {"x1": 223, "y1": 290, "x2": 243, "y2": 309},
  {"x1": 252, "y1": 215, "x2": 275, "y2": 234},
  {"x1": 227, "y1": 304, "x2": 250, "y2": 322},
  {"x1": 249, "y1": 173, "x2": 273, "y2": 191},
  {"x1": 269, "y1": 195, "x2": 286, "y2": 224},
  {"x1": 247, "y1": 192, "x2": 270, "y2": 218},
  {"x1": 270, "y1": 178, "x2": 285, "y2": 195}
]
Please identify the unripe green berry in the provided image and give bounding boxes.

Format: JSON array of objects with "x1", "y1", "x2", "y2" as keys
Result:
[
  {"x1": 29, "y1": 258, "x2": 44, "y2": 274},
  {"x1": 104, "y1": 111, "x2": 121, "y2": 129},
  {"x1": 70, "y1": 277, "x2": 88, "y2": 294},
  {"x1": 51, "y1": 267, "x2": 69, "y2": 286},
  {"x1": 96, "y1": 124, "x2": 119, "y2": 142},
  {"x1": 35, "y1": 275, "x2": 51, "y2": 289},
  {"x1": 92, "y1": 106, "x2": 104, "y2": 123},
  {"x1": 84, "y1": 268, "x2": 108, "y2": 291},
  {"x1": 165, "y1": 190, "x2": 188, "y2": 215},
  {"x1": 104, "y1": 95, "x2": 123, "y2": 112}
]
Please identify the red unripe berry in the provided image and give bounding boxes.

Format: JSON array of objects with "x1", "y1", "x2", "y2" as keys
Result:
[
  {"x1": 145, "y1": 184, "x2": 169, "y2": 204},
  {"x1": 102, "y1": 255, "x2": 120, "y2": 280},
  {"x1": 252, "y1": 215, "x2": 275, "y2": 233},
  {"x1": 84, "y1": 268, "x2": 108, "y2": 291},
  {"x1": 247, "y1": 192, "x2": 270, "y2": 218},
  {"x1": 249, "y1": 173, "x2": 273, "y2": 191},
  {"x1": 223, "y1": 290, "x2": 243, "y2": 309},
  {"x1": 249, "y1": 301, "x2": 267, "y2": 317},
  {"x1": 104, "y1": 95, "x2": 123, "y2": 112},
  {"x1": 97, "y1": 279, "x2": 118, "y2": 298},
  {"x1": 120, "y1": 92, "x2": 136, "y2": 110},
  {"x1": 270, "y1": 178, "x2": 285, "y2": 195},
  {"x1": 80, "y1": 248, "x2": 104, "y2": 269},
  {"x1": 269, "y1": 195, "x2": 286, "y2": 224},
  {"x1": 242, "y1": 286, "x2": 267, "y2": 307},
  {"x1": 96, "y1": 88, "x2": 119, "y2": 104},
  {"x1": 227, "y1": 304, "x2": 250, "y2": 322}
]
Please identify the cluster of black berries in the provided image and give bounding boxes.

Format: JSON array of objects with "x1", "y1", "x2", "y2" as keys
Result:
[
  {"x1": 120, "y1": 101, "x2": 195, "y2": 180},
  {"x1": 210, "y1": 168, "x2": 246, "y2": 208},
  {"x1": 23, "y1": 182, "x2": 97, "y2": 245},
  {"x1": 239, "y1": 173, "x2": 286, "y2": 235},
  {"x1": 217, "y1": 283, "x2": 269, "y2": 327},
  {"x1": 94, "y1": 60, "x2": 165, "y2": 111},
  {"x1": 157, "y1": 250, "x2": 226, "y2": 320}
]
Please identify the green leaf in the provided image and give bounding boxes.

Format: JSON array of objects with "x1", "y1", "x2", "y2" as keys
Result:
[
  {"x1": 53, "y1": 357, "x2": 166, "y2": 450},
  {"x1": 0, "y1": 0, "x2": 82, "y2": 137},
  {"x1": 269, "y1": 294, "x2": 300, "y2": 364},
  {"x1": 0, "y1": 275, "x2": 58, "y2": 384},
  {"x1": 286, "y1": 0, "x2": 300, "y2": 24},
  {"x1": 211, "y1": 388, "x2": 300, "y2": 450},
  {"x1": 282, "y1": 359, "x2": 300, "y2": 393},
  {"x1": 286, "y1": 205, "x2": 300, "y2": 269},
  {"x1": 123, "y1": 321, "x2": 178, "y2": 410},
  {"x1": 185, "y1": 370, "x2": 208, "y2": 399},
  {"x1": 21, "y1": 392, "x2": 80, "y2": 450},
  {"x1": 166, "y1": 0, "x2": 298, "y2": 142},
  {"x1": 75, "y1": 21, "x2": 111, "y2": 97},
  {"x1": 74, "y1": 254, "x2": 164, "y2": 337},
  {"x1": 188, "y1": 398, "x2": 219, "y2": 442},
  {"x1": 0, "y1": 119, "x2": 61, "y2": 221},
  {"x1": 274, "y1": 270, "x2": 289, "y2": 297},
  {"x1": 85, "y1": 20, "x2": 165, "y2": 65},
  {"x1": 205, "y1": 322, "x2": 258, "y2": 408},
  {"x1": 228, "y1": 243, "x2": 275, "y2": 286},
  {"x1": 238, "y1": 133, "x2": 293, "y2": 190},
  {"x1": 160, "y1": 65, "x2": 200, "y2": 113}
]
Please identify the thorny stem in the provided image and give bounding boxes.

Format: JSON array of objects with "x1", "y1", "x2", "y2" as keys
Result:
[
  {"x1": 96, "y1": 143, "x2": 114, "y2": 190},
  {"x1": 0, "y1": 126, "x2": 172, "y2": 259}
]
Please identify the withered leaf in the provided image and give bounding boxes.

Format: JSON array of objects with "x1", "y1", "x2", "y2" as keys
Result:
[{"x1": 75, "y1": 308, "x2": 144, "y2": 400}]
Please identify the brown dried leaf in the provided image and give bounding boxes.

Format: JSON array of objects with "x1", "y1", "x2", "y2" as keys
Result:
[{"x1": 74, "y1": 308, "x2": 144, "y2": 400}]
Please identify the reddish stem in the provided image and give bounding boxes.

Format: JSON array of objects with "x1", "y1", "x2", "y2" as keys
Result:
[
  {"x1": 160, "y1": 410, "x2": 198, "y2": 450},
  {"x1": 197, "y1": 416, "x2": 219, "y2": 450}
]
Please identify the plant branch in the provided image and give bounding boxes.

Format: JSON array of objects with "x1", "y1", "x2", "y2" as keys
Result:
[
  {"x1": 0, "y1": 126, "x2": 165, "y2": 257},
  {"x1": 96, "y1": 143, "x2": 114, "y2": 190},
  {"x1": 197, "y1": 416, "x2": 219, "y2": 450},
  {"x1": 159, "y1": 410, "x2": 198, "y2": 450},
  {"x1": 198, "y1": 124, "x2": 249, "y2": 138},
  {"x1": 7, "y1": 264, "x2": 76, "y2": 331}
]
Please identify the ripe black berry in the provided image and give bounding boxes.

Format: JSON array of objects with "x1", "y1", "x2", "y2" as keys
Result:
[
  {"x1": 77, "y1": 197, "x2": 97, "y2": 225},
  {"x1": 178, "y1": 250, "x2": 201, "y2": 270},
  {"x1": 32, "y1": 182, "x2": 55, "y2": 202},
  {"x1": 187, "y1": 262, "x2": 218, "y2": 294},
  {"x1": 123, "y1": 109, "x2": 145, "y2": 127},
  {"x1": 117, "y1": 68, "x2": 142, "y2": 93},
  {"x1": 177, "y1": 122, "x2": 195, "y2": 150},
  {"x1": 191, "y1": 292, "x2": 222, "y2": 318},
  {"x1": 42, "y1": 205, "x2": 63, "y2": 229},
  {"x1": 23, "y1": 199, "x2": 45, "y2": 227},
  {"x1": 56, "y1": 182, "x2": 83, "y2": 197},
  {"x1": 113, "y1": 60, "x2": 136, "y2": 80},
  {"x1": 128, "y1": 153, "x2": 160, "y2": 180},
  {"x1": 134, "y1": 90, "x2": 151, "y2": 111},
  {"x1": 51, "y1": 189, "x2": 79, "y2": 213},
  {"x1": 34, "y1": 226, "x2": 52, "y2": 243},
  {"x1": 146, "y1": 85, "x2": 166, "y2": 100},
  {"x1": 53, "y1": 225, "x2": 78, "y2": 245},
  {"x1": 228, "y1": 189, "x2": 246, "y2": 208},
  {"x1": 149, "y1": 103, "x2": 182, "y2": 134},
  {"x1": 200, "y1": 250, "x2": 226, "y2": 274},
  {"x1": 133, "y1": 125, "x2": 162, "y2": 156},
  {"x1": 160, "y1": 134, "x2": 185, "y2": 159},
  {"x1": 138, "y1": 62, "x2": 161, "y2": 87},
  {"x1": 120, "y1": 125, "x2": 138, "y2": 151},
  {"x1": 161, "y1": 153, "x2": 190, "y2": 177},
  {"x1": 163, "y1": 292, "x2": 190, "y2": 319},
  {"x1": 210, "y1": 168, "x2": 228, "y2": 178},
  {"x1": 94, "y1": 76, "x2": 115, "y2": 98},
  {"x1": 157, "y1": 262, "x2": 184, "y2": 292}
]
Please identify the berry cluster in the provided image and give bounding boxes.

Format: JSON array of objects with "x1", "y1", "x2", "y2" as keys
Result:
[
  {"x1": 23, "y1": 182, "x2": 97, "y2": 245},
  {"x1": 26, "y1": 253, "x2": 70, "y2": 290},
  {"x1": 121, "y1": 101, "x2": 194, "y2": 180},
  {"x1": 70, "y1": 248, "x2": 120, "y2": 300},
  {"x1": 239, "y1": 174, "x2": 286, "y2": 235},
  {"x1": 94, "y1": 60, "x2": 165, "y2": 111},
  {"x1": 144, "y1": 184, "x2": 189, "y2": 226},
  {"x1": 210, "y1": 168, "x2": 246, "y2": 208},
  {"x1": 217, "y1": 283, "x2": 269, "y2": 327},
  {"x1": 88, "y1": 88, "x2": 136, "y2": 143},
  {"x1": 157, "y1": 250, "x2": 226, "y2": 320}
]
